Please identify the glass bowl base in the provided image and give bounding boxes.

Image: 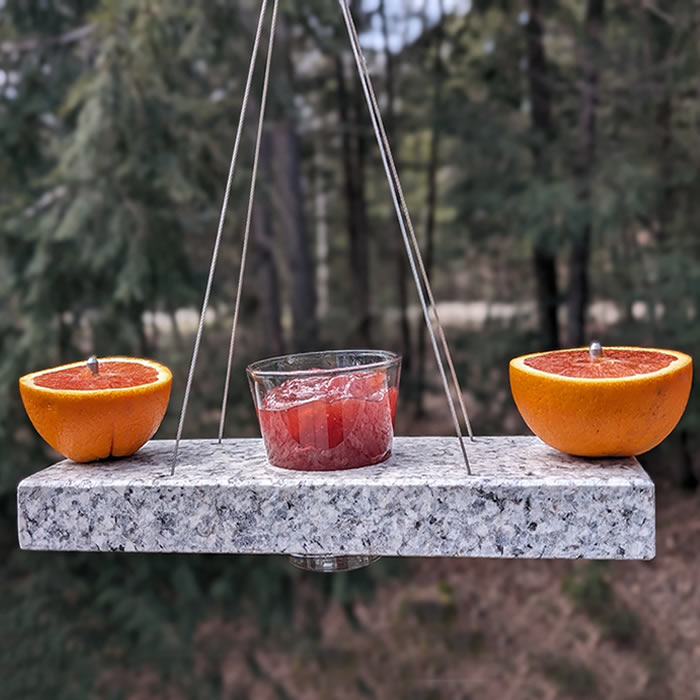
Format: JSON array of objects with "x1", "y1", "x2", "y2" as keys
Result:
[{"x1": 288, "y1": 553, "x2": 381, "y2": 572}]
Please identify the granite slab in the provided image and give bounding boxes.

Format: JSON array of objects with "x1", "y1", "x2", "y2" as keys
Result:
[{"x1": 17, "y1": 436, "x2": 655, "y2": 559}]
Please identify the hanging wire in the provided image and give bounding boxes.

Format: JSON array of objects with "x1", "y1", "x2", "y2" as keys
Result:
[
  {"x1": 218, "y1": 0, "x2": 280, "y2": 442},
  {"x1": 358, "y1": 38, "x2": 474, "y2": 443},
  {"x1": 172, "y1": 0, "x2": 473, "y2": 474},
  {"x1": 339, "y1": 0, "x2": 473, "y2": 472},
  {"x1": 171, "y1": 0, "x2": 270, "y2": 475}
]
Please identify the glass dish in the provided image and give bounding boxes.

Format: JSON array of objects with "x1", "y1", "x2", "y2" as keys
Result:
[{"x1": 247, "y1": 349, "x2": 401, "y2": 471}]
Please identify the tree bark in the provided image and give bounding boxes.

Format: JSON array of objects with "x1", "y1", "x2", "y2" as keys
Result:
[
  {"x1": 125, "y1": 301, "x2": 149, "y2": 357},
  {"x1": 253, "y1": 195, "x2": 284, "y2": 357},
  {"x1": 378, "y1": 0, "x2": 412, "y2": 371},
  {"x1": 58, "y1": 314, "x2": 73, "y2": 364},
  {"x1": 352, "y1": 69, "x2": 372, "y2": 346},
  {"x1": 313, "y1": 145, "x2": 330, "y2": 322},
  {"x1": 253, "y1": 132, "x2": 284, "y2": 357},
  {"x1": 269, "y1": 120, "x2": 318, "y2": 352},
  {"x1": 655, "y1": 90, "x2": 673, "y2": 241},
  {"x1": 648, "y1": 5, "x2": 675, "y2": 246},
  {"x1": 680, "y1": 428, "x2": 699, "y2": 491},
  {"x1": 336, "y1": 52, "x2": 372, "y2": 347},
  {"x1": 567, "y1": 0, "x2": 604, "y2": 347},
  {"x1": 166, "y1": 301, "x2": 184, "y2": 354},
  {"x1": 525, "y1": 0, "x2": 559, "y2": 350},
  {"x1": 416, "y1": 9, "x2": 445, "y2": 416},
  {"x1": 533, "y1": 247, "x2": 559, "y2": 350}
]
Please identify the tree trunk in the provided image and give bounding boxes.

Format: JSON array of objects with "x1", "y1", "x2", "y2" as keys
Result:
[
  {"x1": 352, "y1": 69, "x2": 372, "y2": 346},
  {"x1": 567, "y1": 0, "x2": 604, "y2": 347},
  {"x1": 166, "y1": 301, "x2": 184, "y2": 354},
  {"x1": 254, "y1": 131, "x2": 284, "y2": 357},
  {"x1": 648, "y1": 4, "x2": 675, "y2": 246},
  {"x1": 58, "y1": 314, "x2": 73, "y2": 364},
  {"x1": 336, "y1": 53, "x2": 371, "y2": 347},
  {"x1": 533, "y1": 246, "x2": 559, "y2": 350},
  {"x1": 526, "y1": 0, "x2": 559, "y2": 350},
  {"x1": 314, "y1": 145, "x2": 329, "y2": 322},
  {"x1": 126, "y1": 301, "x2": 149, "y2": 357},
  {"x1": 655, "y1": 90, "x2": 673, "y2": 242},
  {"x1": 645, "y1": 3, "x2": 675, "y2": 347},
  {"x1": 378, "y1": 0, "x2": 412, "y2": 371},
  {"x1": 680, "y1": 428, "x2": 699, "y2": 491},
  {"x1": 269, "y1": 120, "x2": 318, "y2": 352},
  {"x1": 416, "y1": 11, "x2": 445, "y2": 417},
  {"x1": 253, "y1": 192, "x2": 284, "y2": 357}
]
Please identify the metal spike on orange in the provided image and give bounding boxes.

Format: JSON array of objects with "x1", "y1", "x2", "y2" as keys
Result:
[
  {"x1": 509, "y1": 345, "x2": 693, "y2": 457},
  {"x1": 19, "y1": 356, "x2": 172, "y2": 462}
]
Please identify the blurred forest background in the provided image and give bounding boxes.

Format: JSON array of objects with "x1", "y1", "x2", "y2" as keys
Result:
[{"x1": 2, "y1": 0, "x2": 700, "y2": 698}]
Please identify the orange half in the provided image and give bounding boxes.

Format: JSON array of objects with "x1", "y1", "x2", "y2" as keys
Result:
[
  {"x1": 19, "y1": 356, "x2": 172, "y2": 462},
  {"x1": 509, "y1": 346, "x2": 692, "y2": 457}
]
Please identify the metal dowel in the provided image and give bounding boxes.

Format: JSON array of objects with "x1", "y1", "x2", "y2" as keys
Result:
[
  {"x1": 218, "y1": 0, "x2": 280, "y2": 443},
  {"x1": 339, "y1": 0, "x2": 472, "y2": 473},
  {"x1": 171, "y1": 0, "x2": 270, "y2": 475}
]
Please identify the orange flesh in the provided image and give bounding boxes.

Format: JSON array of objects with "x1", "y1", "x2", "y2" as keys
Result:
[
  {"x1": 34, "y1": 361, "x2": 159, "y2": 390},
  {"x1": 524, "y1": 349, "x2": 677, "y2": 379}
]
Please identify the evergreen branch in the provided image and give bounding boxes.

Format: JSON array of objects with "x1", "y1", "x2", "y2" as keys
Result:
[{"x1": 0, "y1": 24, "x2": 94, "y2": 54}]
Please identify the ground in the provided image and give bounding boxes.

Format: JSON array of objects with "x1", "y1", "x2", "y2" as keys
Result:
[
  {"x1": 61, "y1": 325, "x2": 700, "y2": 700},
  {"x1": 143, "y1": 482, "x2": 696, "y2": 700}
]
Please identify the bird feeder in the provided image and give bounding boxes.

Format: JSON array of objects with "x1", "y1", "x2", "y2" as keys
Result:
[{"x1": 17, "y1": 0, "x2": 656, "y2": 572}]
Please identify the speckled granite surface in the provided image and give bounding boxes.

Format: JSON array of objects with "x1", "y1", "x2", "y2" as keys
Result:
[{"x1": 17, "y1": 436, "x2": 655, "y2": 559}]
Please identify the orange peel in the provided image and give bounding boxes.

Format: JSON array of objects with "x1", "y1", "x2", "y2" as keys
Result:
[
  {"x1": 509, "y1": 346, "x2": 692, "y2": 457},
  {"x1": 19, "y1": 356, "x2": 172, "y2": 462}
]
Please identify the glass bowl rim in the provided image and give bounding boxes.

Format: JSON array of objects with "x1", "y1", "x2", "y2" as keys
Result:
[{"x1": 247, "y1": 349, "x2": 401, "y2": 379}]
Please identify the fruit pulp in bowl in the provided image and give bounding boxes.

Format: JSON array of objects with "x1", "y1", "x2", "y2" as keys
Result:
[{"x1": 247, "y1": 350, "x2": 401, "y2": 471}]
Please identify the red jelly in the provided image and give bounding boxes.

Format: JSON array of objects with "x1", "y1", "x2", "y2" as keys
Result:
[{"x1": 257, "y1": 370, "x2": 398, "y2": 471}]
